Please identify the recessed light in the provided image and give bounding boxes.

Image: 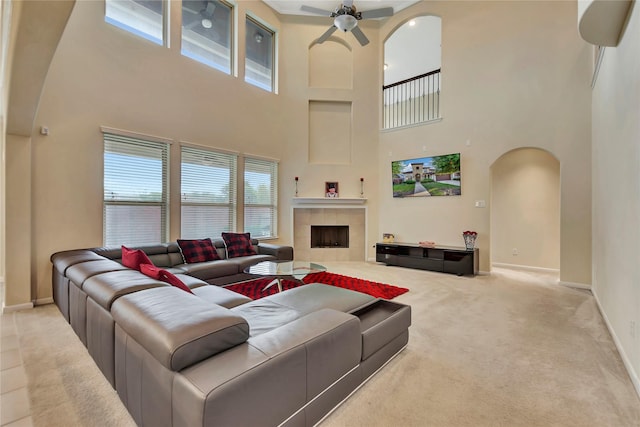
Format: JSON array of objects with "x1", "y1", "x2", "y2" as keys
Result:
[{"x1": 409, "y1": 20, "x2": 416, "y2": 27}]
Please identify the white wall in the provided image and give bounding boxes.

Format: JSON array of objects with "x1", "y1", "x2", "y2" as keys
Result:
[
  {"x1": 591, "y1": 3, "x2": 640, "y2": 392},
  {"x1": 378, "y1": 1, "x2": 592, "y2": 282}
]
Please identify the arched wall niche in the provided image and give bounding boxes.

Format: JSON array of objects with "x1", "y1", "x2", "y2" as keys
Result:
[
  {"x1": 308, "y1": 38, "x2": 353, "y2": 89},
  {"x1": 490, "y1": 147, "x2": 560, "y2": 271}
]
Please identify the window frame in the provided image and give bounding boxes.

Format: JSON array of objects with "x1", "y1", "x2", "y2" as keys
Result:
[
  {"x1": 243, "y1": 156, "x2": 278, "y2": 239},
  {"x1": 180, "y1": 145, "x2": 238, "y2": 239},
  {"x1": 244, "y1": 14, "x2": 276, "y2": 92},
  {"x1": 180, "y1": 0, "x2": 234, "y2": 74},
  {"x1": 103, "y1": 130, "x2": 170, "y2": 246},
  {"x1": 104, "y1": 0, "x2": 167, "y2": 46}
]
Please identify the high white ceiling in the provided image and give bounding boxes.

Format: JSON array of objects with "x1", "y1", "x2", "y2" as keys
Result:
[{"x1": 262, "y1": 1, "x2": 420, "y2": 16}]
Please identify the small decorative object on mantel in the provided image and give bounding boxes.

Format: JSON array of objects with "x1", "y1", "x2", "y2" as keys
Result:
[
  {"x1": 382, "y1": 233, "x2": 395, "y2": 243},
  {"x1": 462, "y1": 230, "x2": 478, "y2": 250},
  {"x1": 294, "y1": 176, "x2": 299, "y2": 197},
  {"x1": 419, "y1": 241, "x2": 436, "y2": 248},
  {"x1": 325, "y1": 182, "x2": 339, "y2": 198},
  {"x1": 360, "y1": 177, "x2": 364, "y2": 198}
]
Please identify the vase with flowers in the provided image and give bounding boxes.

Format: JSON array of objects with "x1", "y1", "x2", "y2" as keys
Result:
[
  {"x1": 462, "y1": 231, "x2": 477, "y2": 250},
  {"x1": 360, "y1": 177, "x2": 364, "y2": 197},
  {"x1": 294, "y1": 176, "x2": 299, "y2": 197}
]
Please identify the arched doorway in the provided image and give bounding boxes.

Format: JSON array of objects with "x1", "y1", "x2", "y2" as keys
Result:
[{"x1": 490, "y1": 148, "x2": 560, "y2": 272}]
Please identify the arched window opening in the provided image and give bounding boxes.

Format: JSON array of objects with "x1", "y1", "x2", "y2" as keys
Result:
[{"x1": 383, "y1": 16, "x2": 442, "y2": 129}]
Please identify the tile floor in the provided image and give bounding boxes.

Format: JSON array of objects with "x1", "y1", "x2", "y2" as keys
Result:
[{"x1": 1, "y1": 286, "x2": 33, "y2": 427}]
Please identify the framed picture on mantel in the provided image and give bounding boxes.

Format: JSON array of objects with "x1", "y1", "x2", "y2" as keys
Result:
[{"x1": 325, "y1": 182, "x2": 339, "y2": 198}]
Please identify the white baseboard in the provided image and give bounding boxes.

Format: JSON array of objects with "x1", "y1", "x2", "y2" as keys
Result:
[
  {"x1": 558, "y1": 280, "x2": 592, "y2": 291},
  {"x1": 492, "y1": 262, "x2": 560, "y2": 274},
  {"x1": 35, "y1": 297, "x2": 54, "y2": 306},
  {"x1": 592, "y1": 289, "x2": 640, "y2": 399},
  {"x1": 2, "y1": 301, "x2": 34, "y2": 313}
]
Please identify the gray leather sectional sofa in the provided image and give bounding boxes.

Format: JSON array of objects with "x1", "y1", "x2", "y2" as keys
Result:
[{"x1": 51, "y1": 239, "x2": 411, "y2": 426}]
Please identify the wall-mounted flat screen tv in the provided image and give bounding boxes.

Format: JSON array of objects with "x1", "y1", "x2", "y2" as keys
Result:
[{"x1": 392, "y1": 153, "x2": 461, "y2": 198}]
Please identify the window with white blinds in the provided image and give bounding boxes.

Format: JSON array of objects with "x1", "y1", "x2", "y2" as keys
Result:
[
  {"x1": 103, "y1": 133, "x2": 169, "y2": 246},
  {"x1": 244, "y1": 157, "x2": 278, "y2": 239},
  {"x1": 181, "y1": 146, "x2": 237, "y2": 238}
]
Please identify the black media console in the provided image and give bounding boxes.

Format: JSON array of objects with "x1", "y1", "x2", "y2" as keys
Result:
[{"x1": 376, "y1": 242, "x2": 479, "y2": 276}]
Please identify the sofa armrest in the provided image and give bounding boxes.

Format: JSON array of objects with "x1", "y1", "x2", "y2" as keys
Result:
[{"x1": 258, "y1": 243, "x2": 294, "y2": 261}]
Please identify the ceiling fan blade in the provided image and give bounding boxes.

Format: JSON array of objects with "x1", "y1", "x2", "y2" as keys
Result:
[
  {"x1": 350, "y1": 25, "x2": 369, "y2": 46},
  {"x1": 301, "y1": 5, "x2": 334, "y2": 17},
  {"x1": 317, "y1": 25, "x2": 338, "y2": 43},
  {"x1": 360, "y1": 7, "x2": 394, "y2": 19}
]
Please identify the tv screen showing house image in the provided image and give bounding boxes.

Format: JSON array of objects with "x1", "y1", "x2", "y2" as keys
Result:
[{"x1": 391, "y1": 153, "x2": 461, "y2": 198}]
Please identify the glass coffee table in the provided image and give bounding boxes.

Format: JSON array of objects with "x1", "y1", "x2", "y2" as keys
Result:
[{"x1": 244, "y1": 261, "x2": 327, "y2": 293}]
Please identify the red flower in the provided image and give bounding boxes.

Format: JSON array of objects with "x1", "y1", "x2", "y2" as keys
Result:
[
  {"x1": 295, "y1": 177, "x2": 299, "y2": 181},
  {"x1": 360, "y1": 177, "x2": 364, "y2": 182},
  {"x1": 463, "y1": 231, "x2": 477, "y2": 236}
]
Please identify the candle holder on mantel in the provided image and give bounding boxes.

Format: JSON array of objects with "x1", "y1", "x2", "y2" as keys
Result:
[
  {"x1": 360, "y1": 177, "x2": 364, "y2": 198},
  {"x1": 294, "y1": 176, "x2": 299, "y2": 197}
]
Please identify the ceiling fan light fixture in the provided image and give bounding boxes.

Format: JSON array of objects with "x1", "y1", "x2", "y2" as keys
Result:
[
  {"x1": 334, "y1": 14, "x2": 357, "y2": 32},
  {"x1": 201, "y1": 17, "x2": 213, "y2": 29}
]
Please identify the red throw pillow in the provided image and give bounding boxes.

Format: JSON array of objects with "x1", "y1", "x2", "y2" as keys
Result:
[
  {"x1": 177, "y1": 238, "x2": 220, "y2": 263},
  {"x1": 221, "y1": 232, "x2": 257, "y2": 258},
  {"x1": 159, "y1": 270, "x2": 193, "y2": 294},
  {"x1": 121, "y1": 246, "x2": 153, "y2": 271},
  {"x1": 139, "y1": 263, "x2": 162, "y2": 280},
  {"x1": 140, "y1": 263, "x2": 192, "y2": 294}
]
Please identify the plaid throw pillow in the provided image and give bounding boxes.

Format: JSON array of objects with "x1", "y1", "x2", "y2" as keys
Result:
[
  {"x1": 177, "y1": 238, "x2": 220, "y2": 263},
  {"x1": 140, "y1": 263, "x2": 193, "y2": 294},
  {"x1": 121, "y1": 246, "x2": 153, "y2": 271},
  {"x1": 221, "y1": 232, "x2": 257, "y2": 258}
]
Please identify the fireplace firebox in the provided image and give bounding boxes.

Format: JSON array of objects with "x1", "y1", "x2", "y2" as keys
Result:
[{"x1": 311, "y1": 225, "x2": 349, "y2": 248}]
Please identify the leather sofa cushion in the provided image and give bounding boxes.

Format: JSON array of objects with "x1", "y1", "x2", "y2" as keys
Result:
[
  {"x1": 232, "y1": 300, "x2": 303, "y2": 336},
  {"x1": 232, "y1": 284, "x2": 376, "y2": 337},
  {"x1": 66, "y1": 259, "x2": 129, "y2": 288},
  {"x1": 82, "y1": 270, "x2": 167, "y2": 310},
  {"x1": 112, "y1": 287, "x2": 250, "y2": 371},
  {"x1": 191, "y1": 285, "x2": 252, "y2": 308},
  {"x1": 261, "y1": 283, "x2": 376, "y2": 314},
  {"x1": 174, "y1": 259, "x2": 240, "y2": 281},
  {"x1": 223, "y1": 254, "x2": 276, "y2": 271},
  {"x1": 51, "y1": 250, "x2": 106, "y2": 275}
]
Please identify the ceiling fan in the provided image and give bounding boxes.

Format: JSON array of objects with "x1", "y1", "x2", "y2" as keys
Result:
[{"x1": 301, "y1": 0, "x2": 394, "y2": 46}]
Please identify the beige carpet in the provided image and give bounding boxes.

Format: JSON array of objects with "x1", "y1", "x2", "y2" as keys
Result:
[{"x1": 12, "y1": 263, "x2": 640, "y2": 426}]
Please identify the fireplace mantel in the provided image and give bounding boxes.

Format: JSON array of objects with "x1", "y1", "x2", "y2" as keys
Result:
[{"x1": 292, "y1": 197, "x2": 367, "y2": 205}]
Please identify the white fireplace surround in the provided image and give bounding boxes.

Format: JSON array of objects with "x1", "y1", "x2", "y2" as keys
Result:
[{"x1": 291, "y1": 198, "x2": 368, "y2": 262}]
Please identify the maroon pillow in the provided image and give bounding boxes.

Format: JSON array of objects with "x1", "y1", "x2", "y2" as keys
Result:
[
  {"x1": 177, "y1": 238, "x2": 220, "y2": 263},
  {"x1": 139, "y1": 263, "x2": 192, "y2": 294},
  {"x1": 139, "y1": 263, "x2": 162, "y2": 280},
  {"x1": 159, "y1": 270, "x2": 193, "y2": 294},
  {"x1": 121, "y1": 246, "x2": 153, "y2": 271},
  {"x1": 221, "y1": 232, "x2": 257, "y2": 258}
]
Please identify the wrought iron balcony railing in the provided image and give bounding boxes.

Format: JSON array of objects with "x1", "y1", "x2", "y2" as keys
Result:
[{"x1": 383, "y1": 69, "x2": 441, "y2": 129}]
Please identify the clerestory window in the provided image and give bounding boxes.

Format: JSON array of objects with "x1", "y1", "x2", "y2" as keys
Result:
[
  {"x1": 105, "y1": 0, "x2": 166, "y2": 46},
  {"x1": 181, "y1": 0, "x2": 233, "y2": 74},
  {"x1": 245, "y1": 16, "x2": 275, "y2": 92}
]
